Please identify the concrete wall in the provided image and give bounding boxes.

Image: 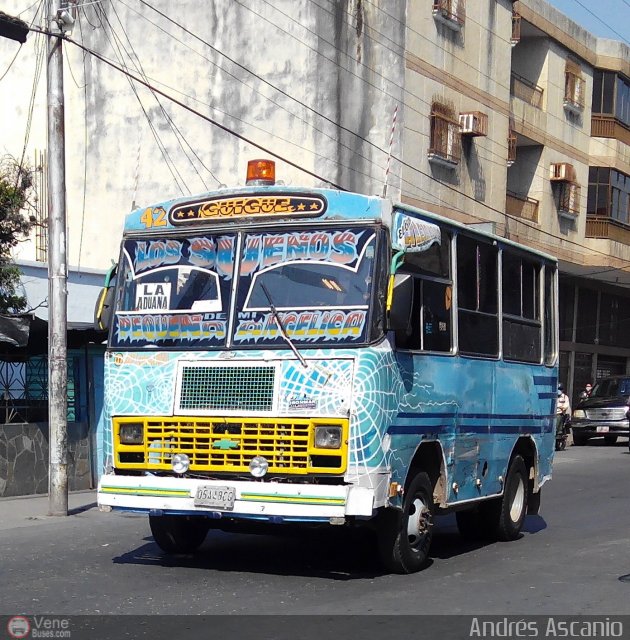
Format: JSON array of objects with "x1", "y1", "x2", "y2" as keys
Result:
[
  {"x1": 0, "y1": 0, "x2": 405, "y2": 270},
  {"x1": 402, "y1": 0, "x2": 514, "y2": 227},
  {"x1": 0, "y1": 422, "x2": 91, "y2": 497}
]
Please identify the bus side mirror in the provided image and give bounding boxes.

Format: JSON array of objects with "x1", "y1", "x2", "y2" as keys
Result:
[
  {"x1": 94, "y1": 265, "x2": 117, "y2": 332},
  {"x1": 388, "y1": 273, "x2": 414, "y2": 334}
]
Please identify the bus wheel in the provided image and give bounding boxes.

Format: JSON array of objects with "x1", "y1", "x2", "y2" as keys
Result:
[
  {"x1": 149, "y1": 515, "x2": 210, "y2": 554},
  {"x1": 483, "y1": 455, "x2": 528, "y2": 541},
  {"x1": 377, "y1": 472, "x2": 434, "y2": 574}
]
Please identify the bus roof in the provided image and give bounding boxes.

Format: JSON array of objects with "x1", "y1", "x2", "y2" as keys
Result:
[{"x1": 123, "y1": 184, "x2": 556, "y2": 264}]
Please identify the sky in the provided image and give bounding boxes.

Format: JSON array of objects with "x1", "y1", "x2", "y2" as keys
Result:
[{"x1": 546, "y1": 0, "x2": 630, "y2": 44}]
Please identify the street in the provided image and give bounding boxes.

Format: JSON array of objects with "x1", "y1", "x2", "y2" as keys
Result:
[{"x1": 1, "y1": 441, "x2": 629, "y2": 616}]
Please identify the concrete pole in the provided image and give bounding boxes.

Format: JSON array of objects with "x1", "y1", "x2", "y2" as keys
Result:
[{"x1": 47, "y1": 0, "x2": 68, "y2": 516}]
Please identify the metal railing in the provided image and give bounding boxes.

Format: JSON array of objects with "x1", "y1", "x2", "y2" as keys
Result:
[
  {"x1": 432, "y1": 0, "x2": 466, "y2": 27},
  {"x1": 585, "y1": 216, "x2": 630, "y2": 245},
  {"x1": 591, "y1": 115, "x2": 630, "y2": 146},
  {"x1": 506, "y1": 192, "x2": 539, "y2": 223},
  {"x1": 510, "y1": 73, "x2": 544, "y2": 109}
]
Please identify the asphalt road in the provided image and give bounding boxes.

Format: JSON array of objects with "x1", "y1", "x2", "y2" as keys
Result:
[{"x1": 1, "y1": 440, "x2": 629, "y2": 616}]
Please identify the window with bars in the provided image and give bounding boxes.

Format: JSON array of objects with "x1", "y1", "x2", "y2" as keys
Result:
[
  {"x1": 557, "y1": 182, "x2": 581, "y2": 217},
  {"x1": 428, "y1": 102, "x2": 461, "y2": 167},
  {"x1": 0, "y1": 354, "x2": 85, "y2": 424},
  {"x1": 432, "y1": 0, "x2": 465, "y2": 30},
  {"x1": 564, "y1": 59, "x2": 585, "y2": 114},
  {"x1": 507, "y1": 130, "x2": 517, "y2": 166}
]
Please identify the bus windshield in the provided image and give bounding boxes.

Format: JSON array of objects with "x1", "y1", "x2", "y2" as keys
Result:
[{"x1": 111, "y1": 226, "x2": 379, "y2": 349}]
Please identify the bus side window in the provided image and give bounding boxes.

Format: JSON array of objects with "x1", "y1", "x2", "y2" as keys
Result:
[
  {"x1": 457, "y1": 235, "x2": 499, "y2": 357},
  {"x1": 396, "y1": 277, "x2": 452, "y2": 352}
]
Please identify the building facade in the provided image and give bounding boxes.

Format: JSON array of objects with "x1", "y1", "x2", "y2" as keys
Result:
[
  {"x1": 401, "y1": 0, "x2": 630, "y2": 405},
  {"x1": 0, "y1": 0, "x2": 629, "y2": 414}
]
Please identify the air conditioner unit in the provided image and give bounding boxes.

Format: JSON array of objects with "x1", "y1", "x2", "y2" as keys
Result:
[
  {"x1": 550, "y1": 163, "x2": 576, "y2": 182},
  {"x1": 459, "y1": 112, "x2": 488, "y2": 137}
]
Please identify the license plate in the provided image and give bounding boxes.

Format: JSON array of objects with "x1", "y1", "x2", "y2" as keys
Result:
[
  {"x1": 596, "y1": 426, "x2": 610, "y2": 433},
  {"x1": 194, "y1": 485, "x2": 235, "y2": 510}
]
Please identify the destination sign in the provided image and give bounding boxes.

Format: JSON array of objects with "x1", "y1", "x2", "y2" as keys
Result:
[{"x1": 168, "y1": 193, "x2": 327, "y2": 225}]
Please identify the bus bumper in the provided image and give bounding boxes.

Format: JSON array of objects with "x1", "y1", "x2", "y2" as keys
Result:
[{"x1": 98, "y1": 474, "x2": 375, "y2": 522}]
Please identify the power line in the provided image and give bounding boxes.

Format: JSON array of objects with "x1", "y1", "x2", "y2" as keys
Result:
[
  {"x1": 51, "y1": 28, "x2": 347, "y2": 191},
  {"x1": 566, "y1": 0, "x2": 630, "y2": 44},
  {"x1": 118, "y1": 0, "x2": 391, "y2": 187},
  {"x1": 102, "y1": 2, "x2": 209, "y2": 191},
  {"x1": 132, "y1": 0, "x2": 390, "y2": 161},
  {"x1": 24, "y1": 23, "x2": 630, "y2": 279},
  {"x1": 87, "y1": 5, "x2": 189, "y2": 194}
]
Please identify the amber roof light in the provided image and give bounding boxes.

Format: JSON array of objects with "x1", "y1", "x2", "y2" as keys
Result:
[{"x1": 246, "y1": 159, "x2": 276, "y2": 185}]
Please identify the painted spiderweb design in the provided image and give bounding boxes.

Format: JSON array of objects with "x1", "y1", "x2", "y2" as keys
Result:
[
  {"x1": 279, "y1": 359, "x2": 353, "y2": 415},
  {"x1": 349, "y1": 345, "x2": 405, "y2": 472}
]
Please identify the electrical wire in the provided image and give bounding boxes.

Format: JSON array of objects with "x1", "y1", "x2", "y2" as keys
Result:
[
  {"x1": 117, "y1": 0, "x2": 391, "y2": 186},
  {"x1": 86, "y1": 4, "x2": 188, "y2": 194},
  {"x1": 121, "y1": 0, "x2": 552, "y2": 198},
  {"x1": 99, "y1": 2, "x2": 206, "y2": 191},
  {"x1": 26, "y1": 22, "x2": 630, "y2": 279},
  {"x1": 126, "y1": 0, "x2": 598, "y2": 195},
  {"x1": 566, "y1": 0, "x2": 630, "y2": 45}
]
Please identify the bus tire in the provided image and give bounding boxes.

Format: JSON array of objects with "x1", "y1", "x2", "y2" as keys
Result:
[
  {"x1": 149, "y1": 515, "x2": 209, "y2": 554},
  {"x1": 377, "y1": 472, "x2": 434, "y2": 574},
  {"x1": 483, "y1": 454, "x2": 528, "y2": 541}
]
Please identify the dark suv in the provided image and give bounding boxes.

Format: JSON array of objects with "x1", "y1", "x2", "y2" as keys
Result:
[{"x1": 571, "y1": 376, "x2": 630, "y2": 446}]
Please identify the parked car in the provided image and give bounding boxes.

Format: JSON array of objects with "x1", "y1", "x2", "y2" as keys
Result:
[{"x1": 571, "y1": 376, "x2": 630, "y2": 446}]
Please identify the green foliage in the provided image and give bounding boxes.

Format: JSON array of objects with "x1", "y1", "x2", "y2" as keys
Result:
[{"x1": 0, "y1": 157, "x2": 34, "y2": 314}]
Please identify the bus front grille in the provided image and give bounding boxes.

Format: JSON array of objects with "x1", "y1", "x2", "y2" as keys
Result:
[
  {"x1": 114, "y1": 416, "x2": 348, "y2": 475},
  {"x1": 177, "y1": 364, "x2": 276, "y2": 413}
]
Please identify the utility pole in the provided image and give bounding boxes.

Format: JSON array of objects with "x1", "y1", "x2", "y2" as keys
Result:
[{"x1": 47, "y1": 0, "x2": 73, "y2": 516}]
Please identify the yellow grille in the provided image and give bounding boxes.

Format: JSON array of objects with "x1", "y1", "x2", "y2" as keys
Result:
[{"x1": 114, "y1": 416, "x2": 348, "y2": 475}]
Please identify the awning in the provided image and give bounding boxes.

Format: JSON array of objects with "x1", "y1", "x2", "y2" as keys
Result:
[{"x1": 0, "y1": 314, "x2": 31, "y2": 347}]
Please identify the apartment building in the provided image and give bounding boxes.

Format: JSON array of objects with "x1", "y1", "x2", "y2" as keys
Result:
[{"x1": 402, "y1": 0, "x2": 630, "y2": 403}]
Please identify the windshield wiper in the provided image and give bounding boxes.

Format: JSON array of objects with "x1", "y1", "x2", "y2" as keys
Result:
[{"x1": 260, "y1": 283, "x2": 308, "y2": 369}]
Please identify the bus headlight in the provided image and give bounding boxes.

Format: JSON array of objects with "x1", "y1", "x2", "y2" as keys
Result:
[
  {"x1": 572, "y1": 409, "x2": 586, "y2": 419},
  {"x1": 249, "y1": 456, "x2": 269, "y2": 478},
  {"x1": 172, "y1": 453, "x2": 190, "y2": 475},
  {"x1": 119, "y1": 422, "x2": 144, "y2": 444},
  {"x1": 314, "y1": 425, "x2": 342, "y2": 449}
]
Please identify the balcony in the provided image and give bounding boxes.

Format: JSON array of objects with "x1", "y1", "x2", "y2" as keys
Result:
[
  {"x1": 432, "y1": 0, "x2": 465, "y2": 31},
  {"x1": 586, "y1": 216, "x2": 630, "y2": 245},
  {"x1": 506, "y1": 191, "x2": 539, "y2": 223},
  {"x1": 511, "y1": 73, "x2": 544, "y2": 109},
  {"x1": 591, "y1": 115, "x2": 630, "y2": 146}
]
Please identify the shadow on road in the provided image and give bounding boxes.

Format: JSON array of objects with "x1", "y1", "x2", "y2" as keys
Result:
[
  {"x1": 113, "y1": 527, "x2": 387, "y2": 580},
  {"x1": 111, "y1": 512, "x2": 547, "y2": 578},
  {"x1": 68, "y1": 502, "x2": 97, "y2": 516}
]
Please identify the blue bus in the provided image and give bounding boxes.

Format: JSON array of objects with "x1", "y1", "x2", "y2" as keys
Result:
[{"x1": 96, "y1": 159, "x2": 558, "y2": 573}]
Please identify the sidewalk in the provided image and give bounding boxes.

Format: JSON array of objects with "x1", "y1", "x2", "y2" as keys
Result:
[{"x1": 0, "y1": 490, "x2": 98, "y2": 531}]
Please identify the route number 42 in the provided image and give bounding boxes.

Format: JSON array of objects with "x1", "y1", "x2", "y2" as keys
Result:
[{"x1": 140, "y1": 207, "x2": 167, "y2": 228}]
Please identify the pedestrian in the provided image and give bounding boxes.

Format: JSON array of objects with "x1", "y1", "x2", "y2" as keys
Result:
[
  {"x1": 556, "y1": 383, "x2": 571, "y2": 443},
  {"x1": 579, "y1": 382, "x2": 593, "y2": 400}
]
